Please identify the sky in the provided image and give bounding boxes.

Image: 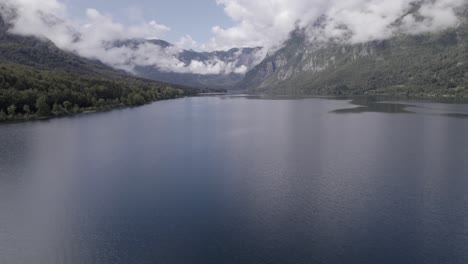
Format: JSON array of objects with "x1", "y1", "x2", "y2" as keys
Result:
[{"x1": 63, "y1": 0, "x2": 234, "y2": 45}]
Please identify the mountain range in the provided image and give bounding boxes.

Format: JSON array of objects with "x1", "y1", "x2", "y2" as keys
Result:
[{"x1": 239, "y1": 6, "x2": 468, "y2": 97}]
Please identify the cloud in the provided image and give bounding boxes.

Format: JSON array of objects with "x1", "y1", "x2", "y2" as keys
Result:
[
  {"x1": 308, "y1": 0, "x2": 467, "y2": 44},
  {"x1": 203, "y1": 0, "x2": 327, "y2": 50},
  {"x1": 398, "y1": 0, "x2": 466, "y2": 35},
  {"x1": 96, "y1": 41, "x2": 261, "y2": 75},
  {"x1": 211, "y1": 0, "x2": 466, "y2": 49},
  {"x1": 176, "y1": 34, "x2": 199, "y2": 50}
]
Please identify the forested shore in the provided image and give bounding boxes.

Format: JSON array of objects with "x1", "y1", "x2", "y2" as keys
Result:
[{"x1": 0, "y1": 63, "x2": 198, "y2": 123}]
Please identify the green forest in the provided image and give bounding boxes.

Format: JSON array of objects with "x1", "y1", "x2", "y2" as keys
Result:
[{"x1": 0, "y1": 63, "x2": 198, "y2": 122}]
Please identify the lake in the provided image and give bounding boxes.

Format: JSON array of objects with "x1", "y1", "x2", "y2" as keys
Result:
[{"x1": 1, "y1": 95, "x2": 468, "y2": 264}]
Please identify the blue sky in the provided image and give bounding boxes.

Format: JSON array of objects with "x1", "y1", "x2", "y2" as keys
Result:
[{"x1": 65, "y1": 0, "x2": 234, "y2": 44}]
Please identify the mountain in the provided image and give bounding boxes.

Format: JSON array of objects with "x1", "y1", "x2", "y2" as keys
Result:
[
  {"x1": 0, "y1": 2, "x2": 263, "y2": 90},
  {"x1": 111, "y1": 39, "x2": 264, "y2": 89},
  {"x1": 0, "y1": 14, "x2": 198, "y2": 122},
  {"x1": 239, "y1": 8, "x2": 468, "y2": 97}
]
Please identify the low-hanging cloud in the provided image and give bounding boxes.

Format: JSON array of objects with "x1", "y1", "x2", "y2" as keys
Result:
[
  {"x1": 0, "y1": 0, "x2": 260, "y2": 75},
  {"x1": 307, "y1": 0, "x2": 467, "y2": 44},
  {"x1": 210, "y1": 0, "x2": 466, "y2": 50},
  {"x1": 0, "y1": 0, "x2": 465, "y2": 75}
]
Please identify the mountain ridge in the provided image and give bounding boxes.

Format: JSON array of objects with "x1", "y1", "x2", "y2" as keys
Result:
[
  {"x1": 110, "y1": 38, "x2": 264, "y2": 89},
  {"x1": 239, "y1": 6, "x2": 468, "y2": 97}
]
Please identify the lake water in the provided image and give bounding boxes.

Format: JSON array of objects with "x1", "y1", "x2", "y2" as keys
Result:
[{"x1": 1, "y1": 96, "x2": 468, "y2": 264}]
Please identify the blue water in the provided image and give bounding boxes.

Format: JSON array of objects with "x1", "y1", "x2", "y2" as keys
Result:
[{"x1": 0, "y1": 96, "x2": 468, "y2": 264}]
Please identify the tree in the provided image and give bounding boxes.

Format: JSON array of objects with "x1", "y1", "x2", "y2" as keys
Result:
[
  {"x1": 7, "y1": 104, "x2": 16, "y2": 117},
  {"x1": 23, "y1": 105, "x2": 31, "y2": 115},
  {"x1": 0, "y1": 110, "x2": 6, "y2": 121},
  {"x1": 73, "y1": 104, "x2": 80, "y2": 113},
  {"x1": 128, "y1": 92, "x2": 145, "y2": 106},
  {"x1": 96, "y1": 98, "x2": 106, "y2": 109},
  {"x1": 63, "y1": 101, "x2": 72, "y2": 113},
  {"x1": 36, "y1": 95, "x2": 51, "y2": 117},
  {"x1": 52, "y1": 103, "x2": 64, "y2": 116}
]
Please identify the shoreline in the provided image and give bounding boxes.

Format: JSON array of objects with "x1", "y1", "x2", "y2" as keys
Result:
[
  {"x1": 2, "y1": 93, "x2": 468, "y2": 125},
  {"x1": 0, "y1": 96, "x2": 187, "y2": 125}
]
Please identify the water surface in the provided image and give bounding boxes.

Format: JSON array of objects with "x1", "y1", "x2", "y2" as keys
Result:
[{"x1": 1, "y1": 96, "x2": 468, "y2": 264}]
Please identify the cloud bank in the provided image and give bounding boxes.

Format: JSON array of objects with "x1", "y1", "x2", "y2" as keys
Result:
[
  {"x1": 210, "y1": 0, "x2": 466, "y2": 50},
  {"x1": 0, "y1": 0, "x2": 261, "y2": 75}
]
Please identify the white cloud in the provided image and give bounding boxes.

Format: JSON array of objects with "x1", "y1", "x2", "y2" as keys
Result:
[
  {"x1": 0, "y1": 0, "x2": 465, "y2": 75},
  {"x1": 176, "y1": 34, "x2": 199, "y2": 50},
  {"x1": 211, "y1": 0, "x2": 466, "y2": 49},
  {"x1": 205, "y1": 0, "x2": 328, "y2": 50},
  {"x1": 398, "y1": 0, "x2": 466, "y2": 35},
  {"x1": 0, "y1": 0, "x2": 256, "y2": 75}
]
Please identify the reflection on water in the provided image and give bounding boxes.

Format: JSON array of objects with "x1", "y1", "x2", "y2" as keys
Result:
[
  {"x1": 443, "y1": 113, "x2": 468, "y2": 119},
  {"x1": 0, "y1": 96, "x2": 468, "y2": 264},
  {"x1": 332, "y1": 96, "x2": 468, "y2": 117},
  {"x1": 331, "y1": 96, "x2": 416, "y2": 113},
  {"x1": 332, "y1": 102, "x2": 412, "y2": 113}
]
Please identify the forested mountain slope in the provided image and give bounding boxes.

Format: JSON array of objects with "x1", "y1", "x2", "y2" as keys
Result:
[
  {"x1": 240, "y1": 9, "x2": 468, "y2": 97},
  {"x1": 0, "y1": 15, "x2": 198, "y2": 122}
]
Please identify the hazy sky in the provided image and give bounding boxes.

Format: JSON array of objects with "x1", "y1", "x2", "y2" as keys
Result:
[{"x1": 64, "y1": 0, "x2": 233, "y2": 44}]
